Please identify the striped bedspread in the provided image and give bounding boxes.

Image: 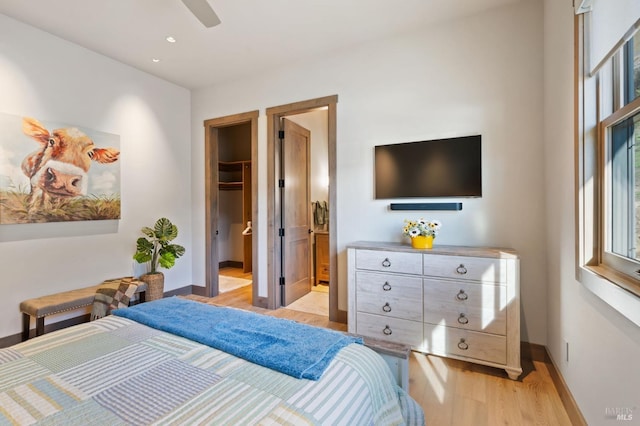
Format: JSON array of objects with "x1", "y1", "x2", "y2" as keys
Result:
[{"x1": 0, "y1": 315, "x2": 424, "y2": 425}]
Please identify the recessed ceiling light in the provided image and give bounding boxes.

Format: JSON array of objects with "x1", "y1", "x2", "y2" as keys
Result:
[
  {"x1": 152, "y1": 58, "x2": 160, "y2": 63},
  {"x1": 166, "y1": 36, "x2": 176, "y2": 43}
]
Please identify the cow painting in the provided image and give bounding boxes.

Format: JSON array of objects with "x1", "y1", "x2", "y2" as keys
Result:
[
  {"x1": 21, "y1": 117, "x2": 119, "y2": 208},
  {"x1": 0, "y1": 113, "x2": 121, "y2": 224}
]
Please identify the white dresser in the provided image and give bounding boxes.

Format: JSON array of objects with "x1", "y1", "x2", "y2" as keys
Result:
[{"x1": 347, "y1": 241, "x2": 521, "y2": 380}]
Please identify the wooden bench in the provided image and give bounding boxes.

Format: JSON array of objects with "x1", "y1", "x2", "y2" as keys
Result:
[{"x1": 19, "y1": 277, "x2": 147, "y2": 341}]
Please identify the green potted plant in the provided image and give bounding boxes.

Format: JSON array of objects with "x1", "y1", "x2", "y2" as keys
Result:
[{"x1": 133, "y1": 217, "x2": 185, "y2": 300}]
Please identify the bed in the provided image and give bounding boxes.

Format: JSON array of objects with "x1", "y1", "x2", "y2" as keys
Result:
[{"x1": 0, "y1": 297, "x2": 424, "y2": 425}]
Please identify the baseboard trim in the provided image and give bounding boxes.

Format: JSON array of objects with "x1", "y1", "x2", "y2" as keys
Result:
[
  {"x1": 522, "y1": 342, "x2": 587, "y2": 426},
  {"x1": 336, "y1": 309, "x2": 347, "y2": 324},
  {"x1": 0, "y1": 314, "x2": 91, "y2": 349},
  {"x1": 191, "y1": 286, "x2": 206, "y2": 296},
  {"x1": 545, "y1": 348, "x2": 588, "y2": 426},
  {"x1": 521, "y1": 341, "x2": 549, "y2": 362},
  {"x1": 219, "y1": 260, "x2": 243, "y2": 269},
  {"x1": 254, "y1": 296, "x2": 269, "y2": 309},
  {"x1": 0, "y1": 333, "x2": 21, "y2": 348},
  {"x1": 164, "y1": 285, "x2": 194, "y2": 297}
]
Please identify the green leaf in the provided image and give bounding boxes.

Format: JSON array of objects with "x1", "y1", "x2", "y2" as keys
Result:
[
  {"x1": 136, "y1": 237, "x2": 154, "y2": 252},
  {"x1": 155, "y1": 218, "x2": 177, "y2": 241},
  {"x1": 141, "y1": 227, "x2": 155, "y2": 238},
  {"x1": 158, "y1": 251, "x2": 176, "y2": 269},
  {"x1": 133, "y1": 252, "x2": 151, "y2": 263},
  {"x1": 133, "y1": 237, "x2": 154, "y2": 264},
  {"x1": 170, "y1": 244, "x2": 186, "y2": 258}
]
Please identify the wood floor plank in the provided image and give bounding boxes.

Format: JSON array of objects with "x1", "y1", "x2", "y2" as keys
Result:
[
  {"x1": 455, "y1": 365, "x2": 487, "y2": 404},
  {"x1": 411, "y1": 352, "x2": 455, "y2": 425},
  {"x1": 453, "y1": 396, "x2": 489, "y2": 426},
  {"x1": 486, "y1": 376, "x2": 524, "y2": 426}
]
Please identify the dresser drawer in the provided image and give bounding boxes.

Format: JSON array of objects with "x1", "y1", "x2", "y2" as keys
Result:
[
  {"x1": 423, "y1": 254, "x2": 506, "y2": 283},
  {"x1": 356, "y1": 312, "x2": 423, "y2": 347},
  {"x1": 423, "y1": 323, "x2": 506, "y2": 365},
  {"x1": 423, "y1": 278, "x2": 506, "y2": 335},
  {"x1": 356, "y1": 249, "x2": 422, "y2": 275},
  {"x1": 356, "y1": 271, "x2": 422, "y2": 321}
]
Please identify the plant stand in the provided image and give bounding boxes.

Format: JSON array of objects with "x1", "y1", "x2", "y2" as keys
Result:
[{"x1": 140, "y1": 272, "x2": 164, "y2": 301}]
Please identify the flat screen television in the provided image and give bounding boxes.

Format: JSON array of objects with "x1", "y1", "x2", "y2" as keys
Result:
[{"x1": 375, "y1": 135, "x2": 482, "y2": 199}]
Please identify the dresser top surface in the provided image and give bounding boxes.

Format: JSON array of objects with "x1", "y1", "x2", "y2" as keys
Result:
[{"x1": 347, "y1": 241, "x2": 518, "y2": 259}]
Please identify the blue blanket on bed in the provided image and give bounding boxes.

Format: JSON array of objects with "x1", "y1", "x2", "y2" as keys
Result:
[{"x1": 113, "y1": 297, "x2": 362, "y2": 380}]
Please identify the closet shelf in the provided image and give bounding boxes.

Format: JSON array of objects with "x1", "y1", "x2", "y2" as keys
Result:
[
  {"x1": 219, "y1": 161, "x2": 250, "y2": 190},
  {"x1": 219, "y1": 182, "x2": 243, "y2": 190},
  {"x1": 218, "y1": 161, "x2": 246, "y2": 172}
]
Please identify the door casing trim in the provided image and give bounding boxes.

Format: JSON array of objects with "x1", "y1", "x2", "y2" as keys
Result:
[
  {"x1": 266, "y1": 95, "x2": 344, "y2": 322},
  {"x1": 204, "y1": 110, "x2": 259, "y2": 303}
]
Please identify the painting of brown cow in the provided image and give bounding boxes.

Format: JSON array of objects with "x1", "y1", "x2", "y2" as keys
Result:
[
  {"x1": 21, "y1": 118, "x2": 120, "y2": 204},
  {"x1": 0, "y1": 113, "x2": 121, "y2": 224}
]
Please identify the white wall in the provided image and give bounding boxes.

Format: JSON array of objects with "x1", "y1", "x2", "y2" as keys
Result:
[
  {"x1": 191, "y1": 0, "x2": 547, "y2": 343},
  {"x1": 0, "y1": 15, "x2": 193, "y2": 338},
  {"x1": 544, "y1": 1, "x2": 640, "y2": 424}
]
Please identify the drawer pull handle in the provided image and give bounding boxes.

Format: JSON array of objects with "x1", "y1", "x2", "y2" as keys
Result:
[
  {"x1": 458, "y1": 338, "x2": 469, "y2": 350},
  {"x1": 383, "y1": 325, "x2": 392, "y2": 335},
  {"x1": 382, "y1": 303, "x2": 392, "y2": 312},
  {"x1": 458, "y1": 313, "x2": 469, "y2": 324},
  {"x1": 456, "y1": 264, "x2": 467, "y2": 275},
  {"x1": 382, "y1": 258, "x2": 391, "y2": 268},
  {"x1": 382, "y1": 282, "x2": 392, "y2": 291},
  {"x1": 456, "y1": 290, "x2": 468, "y2": 301}
]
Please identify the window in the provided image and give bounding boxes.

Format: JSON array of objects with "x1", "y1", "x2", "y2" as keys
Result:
[
  {"x1": 603, "y1": 98, "x2": 640, "y2": 281},
  {"x1": 580, "y1": 26, "x2": 640, "y2": 297},
  {"x1": 577, "y1": 1, "x2": 640, "y2": 325},
  {"x1": 624, "y1": 33, "x2": 640, "y2": 105},
  {"x1": 578, "y1": 14, "x2": 640, "y2": 311}
]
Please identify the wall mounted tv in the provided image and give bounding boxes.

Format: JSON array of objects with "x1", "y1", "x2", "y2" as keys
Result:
[{"x1": 375, "y1": 135, "x2": 482, "y2": 199}]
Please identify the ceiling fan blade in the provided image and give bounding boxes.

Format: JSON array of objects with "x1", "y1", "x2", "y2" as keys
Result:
[{"x1": 181, "y1": 0, "x2": 221, "y2": 28}]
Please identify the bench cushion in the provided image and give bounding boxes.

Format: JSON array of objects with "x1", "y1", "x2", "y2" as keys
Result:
[{"x1": 20, "y1": 278, "x2": 147, "y2": 318}]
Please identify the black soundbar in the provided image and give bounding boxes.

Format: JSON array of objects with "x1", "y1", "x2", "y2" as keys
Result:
[{"x1": 389, "y1": 203, "x2": 463, "y2": 211}]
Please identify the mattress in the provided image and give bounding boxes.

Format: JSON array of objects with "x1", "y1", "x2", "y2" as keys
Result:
[{"x1": 0, "y1": 313, "x2": 424, "y2": 425}]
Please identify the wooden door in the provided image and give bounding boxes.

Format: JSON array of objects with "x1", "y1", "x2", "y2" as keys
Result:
[{"x1": 281, "y1": 118, "x2": 312, "y2": 305}]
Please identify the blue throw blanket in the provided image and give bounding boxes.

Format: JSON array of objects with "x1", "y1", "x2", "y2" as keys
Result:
[{"x1": 113, "y1": 297, "x2": 362, "y2": 380}]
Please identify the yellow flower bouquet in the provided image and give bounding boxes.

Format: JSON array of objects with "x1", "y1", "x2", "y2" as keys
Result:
[{"x1": 402, "y1": 218, "x2": 441, "y2": 249}]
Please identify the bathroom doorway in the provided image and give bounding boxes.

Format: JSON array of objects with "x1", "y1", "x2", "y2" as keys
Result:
[{"x1": 266, "y1": 95, "x2": 344, "y2": 323}]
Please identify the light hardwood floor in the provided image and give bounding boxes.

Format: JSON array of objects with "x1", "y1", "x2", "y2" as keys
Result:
[
  {"x1": 190, "y1": 273, "x2": 574, "y2": 426},
  {"x1": 219, "y1": 266, "x2": 253, "y2": 281}
]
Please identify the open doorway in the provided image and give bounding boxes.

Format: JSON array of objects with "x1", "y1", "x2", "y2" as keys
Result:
[
  {"x1": 204, "y1": 111, "x2": 259, "y2": 305},
  {"x1": 281, "y1": 112, "x2": 330, "y2": 317},
  {"x1": 266, "y1": 95, "x2": 345, "y2": 323}
]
